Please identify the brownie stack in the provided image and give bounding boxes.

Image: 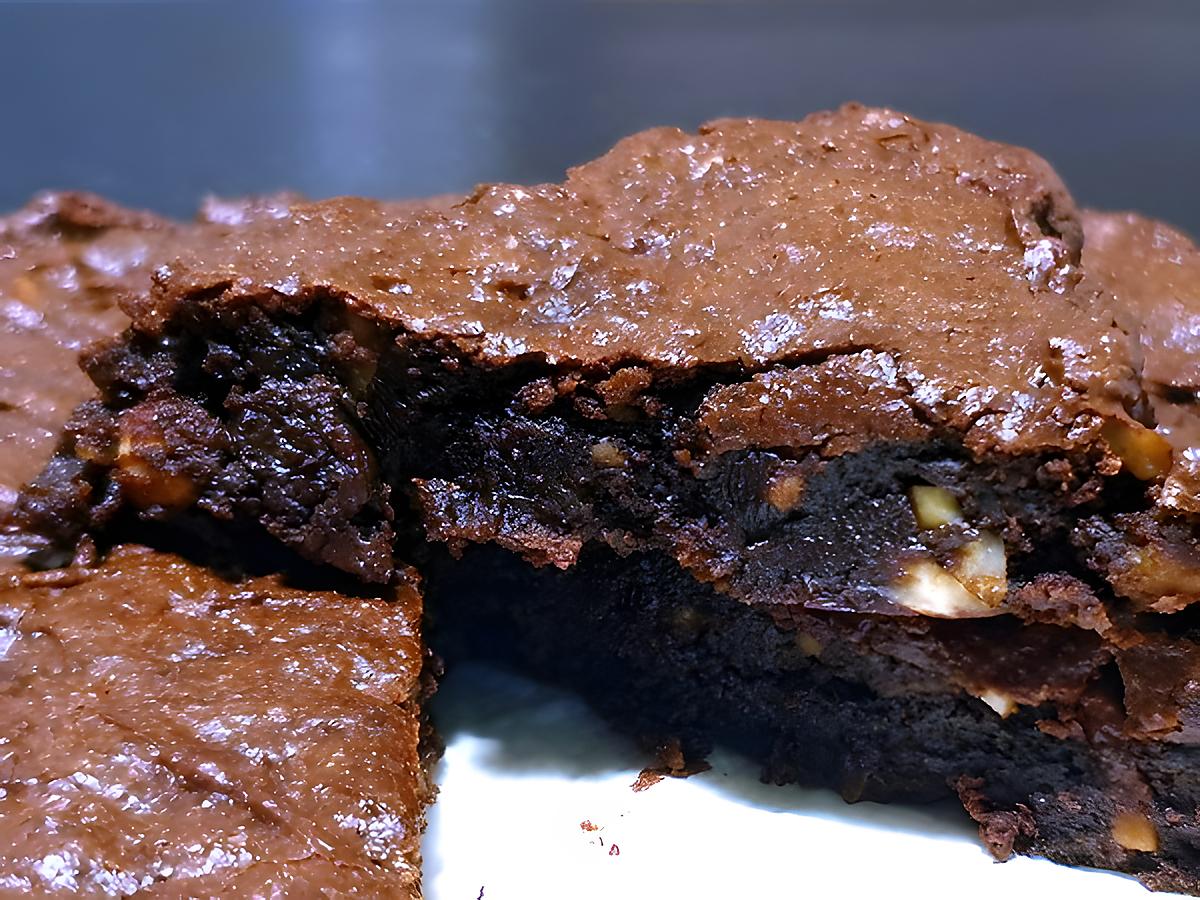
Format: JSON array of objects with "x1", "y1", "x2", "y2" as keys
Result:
[
  {"x1": 0, "y1": 194, "x2": 432, "y2": 896},
  {"x1": 5, "y1": 104, "x2": 1200, "y2": 894}
]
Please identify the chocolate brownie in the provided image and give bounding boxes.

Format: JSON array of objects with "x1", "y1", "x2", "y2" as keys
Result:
[
  {"x1": 22, "y1": 105, "x2": 1200, "y2": 889},
  {"x1": 0, "y1": 191, "x2": 298, "y2": 567},
  {"x1": 0, "y1": 192, "x2": 439, "y2": 896},
  {"x1": 0, "y1": 543, "x2": 430, "y2": 896},
  {"x1": 0, "y1": 193, "x2": 166, "y2": 565},
  {"x1": 1075, "y1": 210, "x2": 1200, "y2": 615}
]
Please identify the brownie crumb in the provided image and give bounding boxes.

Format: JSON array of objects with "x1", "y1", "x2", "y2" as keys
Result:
[{"x1": 632, "y1": 738, "x2": 713, "y2": 792}]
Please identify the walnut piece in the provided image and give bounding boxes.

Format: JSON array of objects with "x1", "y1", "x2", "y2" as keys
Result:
[
  {"x1": 975, "y1": 689, "x2": 1017, "y2": 718},
  {"x1": 115, "y1": 429, "x2": 196, "y2": 511},
  {"x1": 949, "y1": 532, "x2": 1008, "y2": 607},
  {"x1": 765, "y1": 473, "x2": 806, "y2": 512},
  {"x1": 795, "y1": 632, "x2": 823, "y2": 657},
  {"x1": 1111, "y1": 810, "x2": 1159, "y2": 852},
  {"x1": 889, "y1": 558, "x2": 1001, "y2": 618},
  {"x1": 590, "y1": 440, "x2": 628, "y2": 469},
  {"x1": 890, "y1": 531, "x2": 1008, "y2": 618},
  {"x1": 909, "y1": 485, "x2": 963, "y2": 529},
  {"x1": 1102, "y1": 420, "x2": 1173, "y2": 481}
]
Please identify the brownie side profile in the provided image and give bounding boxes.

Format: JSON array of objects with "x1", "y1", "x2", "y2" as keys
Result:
[
  {"x1": 427, "y1": 543, "x2": 1200, "y2": 892},
  {"x1": 20, "y1": 105, "x2": 1200, "y2": 890},
  {"x1": 39, "y1": 104, "x2": 1142, "y2": 581},
  {"x1": 0, "y1": 544, "x2": 431, "y2": 896}
]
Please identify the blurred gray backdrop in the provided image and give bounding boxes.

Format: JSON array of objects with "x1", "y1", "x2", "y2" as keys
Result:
[{"x1": 1, "y1": 0, "x2": 1197, "y2": 232}]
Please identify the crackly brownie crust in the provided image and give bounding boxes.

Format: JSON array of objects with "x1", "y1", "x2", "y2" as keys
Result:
[
  {"x1": 0, "y1": 544, "x2": 430, "y2": 896},
  {"x1": 18, "y1": 105, "x2": 1200, "y2": 890}
]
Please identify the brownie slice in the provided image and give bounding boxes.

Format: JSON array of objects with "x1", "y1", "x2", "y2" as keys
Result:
[
  {"x1": 1, "y1": 192, "x2": 442, "y2": 895},
  {"x1": 0, "y1": 191, "x2": 298, "y2": 567},
  {"x1": 0, "y1": 543, "x2": 431, "y2": 896},
  {"x1": 1075, "y1": 210, "x2": 1200, "y2": 615},
  {"x1": 24, "y1": 105, "x2": 1200, "y2": 889},
  {"x1": 0, "y1": 193, "x2": 167, "y2": 565}
]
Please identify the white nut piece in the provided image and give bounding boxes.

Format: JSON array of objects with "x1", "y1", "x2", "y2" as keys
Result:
[
  {"x1": 949, "y1": 531, "x2": 1008, "y2": 607},
  {"x1": 889, "y1": 558, "x2": 1001, "y2": 618},
  {"x1": 1111, "y1": 811, "x2": 1159, "y2": 852},
  {"x1": 975, "y1": 688, "x2": 1017, "y2": 717},
  {"x1": 795, "y1": 632, "x2": 823, "y2": 658},
  {"x1": 765, "y1": 473, "x2": 805, "y2": 513},
  {"x1": 590, "y1": 440, "x2": 627, "y2": 469},
  {"x1": 909, "y1": 485, "x2": 963, "y2": 530}
]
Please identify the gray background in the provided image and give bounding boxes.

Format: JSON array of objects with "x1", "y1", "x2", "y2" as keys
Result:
[{"x1": 1, "y1": 0, "x2": 1197, "y2": 233}]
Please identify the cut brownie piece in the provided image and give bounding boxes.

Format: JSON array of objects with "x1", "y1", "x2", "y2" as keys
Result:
[
  {"x1": 24, "y1": 105, "x2": 1200, "y2": 889},
  {"x1": 1075, "y1": 210, "x2": 1200, "y2": 614},
  {"x1": 0, "y1": 191, "x2": 298, "y2": 567},
  {"x1": 427, "y1": 542, "x2": 1197, "y2": 889},
  {"x1": 39, "y1": 104, "x2": 1140, "y2": 584},
  {"x1": 1, "y1": 192, "x2": 441, "y2": 895},
  {"x1": 0, "y1": 543, "x2": 431, "y2": 896},
  {"x1": 0, "y1": 193, "x2": 168, "y2": 565}
]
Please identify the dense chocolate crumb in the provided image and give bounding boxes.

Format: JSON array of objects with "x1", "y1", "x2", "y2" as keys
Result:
[{"x1": 632, "y1": 738, "x2": 712, "y2": 791}]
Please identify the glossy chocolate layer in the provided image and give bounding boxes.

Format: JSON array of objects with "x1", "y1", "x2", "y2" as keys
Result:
[
  {"x1": 139, "y1": 104, "x2": 1130, "y2": 456},
  {"x1": 0, "y1": 544, "x2": 428, "y2": 896}
]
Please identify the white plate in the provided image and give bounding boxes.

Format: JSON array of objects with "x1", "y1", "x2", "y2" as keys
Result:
[{"x1": 424, "y1": 663, "x2": 1180, "y2": 899}]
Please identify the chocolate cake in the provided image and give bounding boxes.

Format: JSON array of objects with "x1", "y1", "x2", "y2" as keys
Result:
[
  {"x1": 17, "y1": 104, "x2": 1200, "y2": 890},
  {"x1": 0, "y1": 544, "x2": 430, "y2": 896}
]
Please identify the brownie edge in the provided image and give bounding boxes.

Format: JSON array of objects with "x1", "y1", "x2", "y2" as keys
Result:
[{"x1": 0, "y1": 544, "x2": 432, "y2": 896}]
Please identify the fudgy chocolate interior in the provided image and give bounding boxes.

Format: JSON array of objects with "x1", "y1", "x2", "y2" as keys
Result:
[
  {"x1": 42, "y1": 298, "x2": 1140, "y2": 590},
  {"x1": 426, "y1": 544, "x2": 1200, "y2": 888},
  {"x1": 26, "y1": 294, "x2": 1200, "y2": 891}
]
